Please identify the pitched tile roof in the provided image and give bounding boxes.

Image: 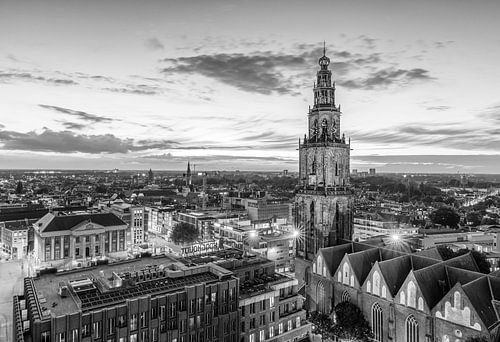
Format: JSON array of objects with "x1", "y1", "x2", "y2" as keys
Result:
[
  {"x1": 38, "y1": 212, "x2": 126, "y2": 233},
  {"x1": 462, "y1": 277, "x2": 498, "y2": 329}
]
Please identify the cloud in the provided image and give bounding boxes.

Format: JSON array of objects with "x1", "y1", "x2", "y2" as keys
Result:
[
  {"x1": 161, "y1": 52, "x2": 307, "y2": 95},
  {"x1": 425, "y1": 105, "x2": 451, "y2": 111},
  {"x1": 351, "y1": 155, "x2": 500, "y2": 174},
  {"x1": 476, "y1": 104, "x2": 500, "y2": 124},
  {"x1": 0, "y1": 71, "x2": 77, "y2": 85},
  {"x1": 39, "y1": 104, "x2": 114, "y2": 124},
  {"x1": 340, "y1": 67, "x2": 433, "y2": 89},
  {"x1": 59, "y1": 122, "x2": 86, "y2": 130},
  {"x1": 145, "y1": 38, "x2": 165, "y2": 50},
  {"x1": 349, "y1": 122, "x2": 500, "y2": 151},
  {"x1": 142, "y1": 153, "x2": 296, "y2": 163},
  {"x1": 0, "y1": 128, "x2": 177, "y2": 154}
]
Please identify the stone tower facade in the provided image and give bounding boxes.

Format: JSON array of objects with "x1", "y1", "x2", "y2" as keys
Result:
[{"x1": 294, "y1": 48, "x2": 353, "y2": 264}]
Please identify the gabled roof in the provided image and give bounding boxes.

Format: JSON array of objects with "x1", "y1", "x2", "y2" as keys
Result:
[
  {"x1": 462, "y1": 277, "x2": 498, "y2": 329},
  {"x1": 443, "y1": 252, "x2": 479, "y2": 273},
  {"x1": 38, "y1": 212, "x2": 126, "y2": 233},
  {"x1": 320, "y1": 243, "x2": 354, "y2": 276},
  {"x1": 379, "y1": 255, "x2": 413, "y2": 296},
  {"x1": 415, "y1": 247, "x2": 443, "y2": 261},
  {"x1": 414, "y1": 263, "x2": 449, "y2": 309},
  {"x1": 347, "y1": 248, "x2": 381, "y2": 285},
  {"x1": 410, "y1": 254, "x2": 440, "y2": 270},
  {"x1": 445, "y1": 266, "x2": 484, "y2": 287}
]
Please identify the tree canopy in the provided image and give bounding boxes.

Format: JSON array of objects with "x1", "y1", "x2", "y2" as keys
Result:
[
  {"x1": 430, "y1": 206, "x2": 460, "y2": 228},
  {"x1": 437, "y1": 245, "x2": 491, "y2": 274},
  {"x1": 331, "y1": 301, "x2": 373, "y2": 342},
  {"x1": 171, "y1": 222, "x2": 199, "y2": 245}
]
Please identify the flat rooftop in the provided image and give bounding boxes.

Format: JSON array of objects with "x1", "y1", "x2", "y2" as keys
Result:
[{"x1": 31, "y1": 255, "x2": 222, "y2": 317}]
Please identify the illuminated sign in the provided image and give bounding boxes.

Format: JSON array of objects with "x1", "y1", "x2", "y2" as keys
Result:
[{"x1": 181, "y1": 240, "x2": 220, "y2": 256}]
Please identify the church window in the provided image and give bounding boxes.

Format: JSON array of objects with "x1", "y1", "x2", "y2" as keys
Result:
[
  {"x1": 400, "y1": 291, "x2": 406, "y2": 305},
  {"x1": 407, "y1": 281, "x2": 416, "y2": 308},
  {"x1": 372, "y1": 303, "x2": 383, "y2": 342},
  {"x1": 316, "y1": 281, "x2": 326, "y2": 313},
  {"x1": 342, "y1": 263, "x2": 350, "y2": 285},
  {"x1": 418, "y1": 297, "x2": 424, "y2": 311},
  {"x1": 350, "y1": 275, "x2": 354, "y2": 287},
  {"x1": 381, "y1": 285, "x2": 387, "y2": 299},
  {"x1": 454, "y1": 291, "x2": 461, "y2": 309},
  {"x1": 366, "y1": 280, "x2": 371, "y2": 293},
  {"x1": 335, "y1": 162, "x2": 338, "y2": 176},
  {"x1": 405, "y1": 315, "x2": 419, "y2": 342},
  {"x1": 341, "y1": 291, "x2": 350, "y2": 303},
  {"x1": 316, "y1": 255, "x2": 323, "y2": 275},
  {"x1": 337, "y1": 270, "x2": 341, "y2": 282},
  {"x1": 373, "y1": 271, "x2": 380, "y2": 296}
]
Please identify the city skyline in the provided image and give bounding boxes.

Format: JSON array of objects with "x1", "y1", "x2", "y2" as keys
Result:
[{"x1": 1, "y1": 0, "x2": 500, "y2": 173}]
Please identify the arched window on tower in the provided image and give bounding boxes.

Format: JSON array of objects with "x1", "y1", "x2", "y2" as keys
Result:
[
  {"x1": 335, "y1": 162, "x2": 339, "y2": 176},
  {"x1": 405, "y1": 315, "x2": 419, "y2": 342},
  {"x1": 407, "y1": 281, "x2": 416, "y2": 308},
  {"x1": 372, "y1": 303, "x2": 383, "y2": 342}
]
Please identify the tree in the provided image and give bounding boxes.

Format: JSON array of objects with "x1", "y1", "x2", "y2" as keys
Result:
[
  {"x1": 15, "y1": 181, "x2": 23, "y2": 194},
  {"x1": 331, "y1": 301, "x2": 373, "y2": 342},
  {"x1": 308, "y1": 311, "x2": 334, "y2": 341},
  {"x1": 430, "y1": 206, "x2": 460, "y2": 228},
  {"x1": 171, "y1": 222, "x2": 199, "y2": 245},
  {"x1": 437, "y1": 245, "x2": 491, "y2": 274},
  {"x1": 466, "y1": 212, "x2": 482, "y2": 226}
]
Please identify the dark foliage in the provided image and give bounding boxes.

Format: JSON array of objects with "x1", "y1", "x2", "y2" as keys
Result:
[
  {"x1": 437, "y1": 245, "x2": 491, "y2": 274},
  {"x1": 15, "y1": 181, "x2": 23, "y2": 194},
  {"x1": 331, "y1": 302, "x2": 373, "y2": 342},
  {"x1": 171, "y1": 222, "x2": 199, "y2": 245},
  {"x1": 429, "y1": 206, "x2": 460, "y2": 228}
]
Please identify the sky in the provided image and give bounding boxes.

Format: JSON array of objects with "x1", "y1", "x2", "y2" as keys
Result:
[{"x1": 0, "y1": 0, "x2": 499, "y2": 173}]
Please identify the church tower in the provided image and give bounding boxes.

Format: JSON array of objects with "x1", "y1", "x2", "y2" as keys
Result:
[{"x1": 294, "y1": 47, "x2": 353, "y2": 264}]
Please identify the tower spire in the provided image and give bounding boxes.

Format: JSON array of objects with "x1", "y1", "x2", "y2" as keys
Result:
[{"x1": 323, "y1": 41, "x2": 326, "y2": 56}]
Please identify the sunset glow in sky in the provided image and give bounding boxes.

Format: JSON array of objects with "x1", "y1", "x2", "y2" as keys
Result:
[{"x1": 1, "y1": 0, "x2": 499, "y2": 173}]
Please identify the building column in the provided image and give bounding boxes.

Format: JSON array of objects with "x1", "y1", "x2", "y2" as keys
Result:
[
  {"x1": 108, "y1": 231, "x2": 112, "y2": 252},
  {"x1": 50, "y1": 236, "x2": 55, "y2": 261},
  {"x1": 116, "y1": 230, "x2": 120, "y2": 251},
  {"x1": 90, "y1": 235, "x2": 96, "y2": 258},
  {"x1": 100, "y1": 233, "x2": 105, "y2": 256},
  {"x1": 70, "y1": 236, "x2": 75, "y2": 259},
  {"x1": 81, "y1": 236, "x2": 86, "y2": 259}
]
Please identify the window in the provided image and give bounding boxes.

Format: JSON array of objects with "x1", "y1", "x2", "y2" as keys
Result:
[
  {"x1": 287, "y1": 320, "x2": 292, "y2": 331},
  {"x1": 169, "y1": 302, "x2": 177, "y2": 317},
  {"x1": 269, "y1": 296, "x2": 275, "y2": 308},
  {"x1": 405, "y1": 315, "x2": 419, "y2": 342},
  {"x1": 140, "y1": 311, "x2": 147, "y2": 328},
  {"x1": 261, "y1": 299, "x2": 266, "y2": 310},
  {"x1": 41, "y1": 331, "x2": 51, "y2": 342},
  {"x1": 367, "y1": 280, "x2": 371, "y2": 293},
  {"x1": 407, "y1": 281, "x2": 416, "y2": 308},
  {"x1": 241, "y1": 322, "x2": 245, "y2": 332},
  {"x1": 249, "y1": 334, "x2": 255, "y2": 342},
  {"x1": 259, "y1": 315, "x2": 265, "y2": 325},
  {"x1": 140, "y1": 330, "x2": 148, "y2": 342},
  {"x1": 400, "y1": 291, "x2": 406, "y2": 305},
  {"x1": 70, "y1": 329, "x2": 78, "y2": 342},
  {"x1": 160, "y1": 305, "x2": 166, "y2": 320},
  {"x1": 382, "y1": 285, "x2": 387, "y2": 299},
  {"x1": 269, "y1": 326, "x2": 274, "y2": 338},
  {"x1": 296, "y1": 316, "x2": 301, "y2": 327},
  {"x1": 418, "y1": 297, "x2": 424, "y2": 311},
  {"x1": 279, "y1": 323, "x2": 283, "y2": 334},
  {"x1": 316, "y1": 281, "x2": 326, "y2": 313},
  {"x1": 108, "y1": 317, "x2": 116, "y2": 335},
  {"x1": 372, "y1": 303, "x2": 383, "y2": 342},
  {"x1": 118, "y1": 315, "x2": 126, "y2": 327},
  {"x1": 373, "y1": 271, "x2": 380, "y2": 296},
  {"x1": 180, "y1": 319, "x2": 186, "y2": 333},
  {"x1": 259, "y1": 330, "x2": 265, "y2": 341},
  {"x1": 82, "y1": 324, "x2": 91, "y2": 337},
  {"x1": 342, "y1": 263, "x2": 350, "y2": 285},
  {"x1": 130, "y1": 314, "x2": 138, "y2": 330},
  {"x1": 190, "y1": 299, "x2": 196, "y2": 313},
  {"x1": 130, "y1": 333, "x2": 137, "y2": 342},
  {"x1": 57, "y1": 332, "x2": 66, "y2": 342},
  {"x1": 151, "y1": 328, "x2": 158, "y2": 342},
  {"x1": 93, "y1": 321, "x2": 102, "y2": 339},
  {"x1": 151, "y1": 306, "x2": 158, "y2": 319},
  {"x1": 341, "y1": 290, "x2": 350, "y2": 303}
]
